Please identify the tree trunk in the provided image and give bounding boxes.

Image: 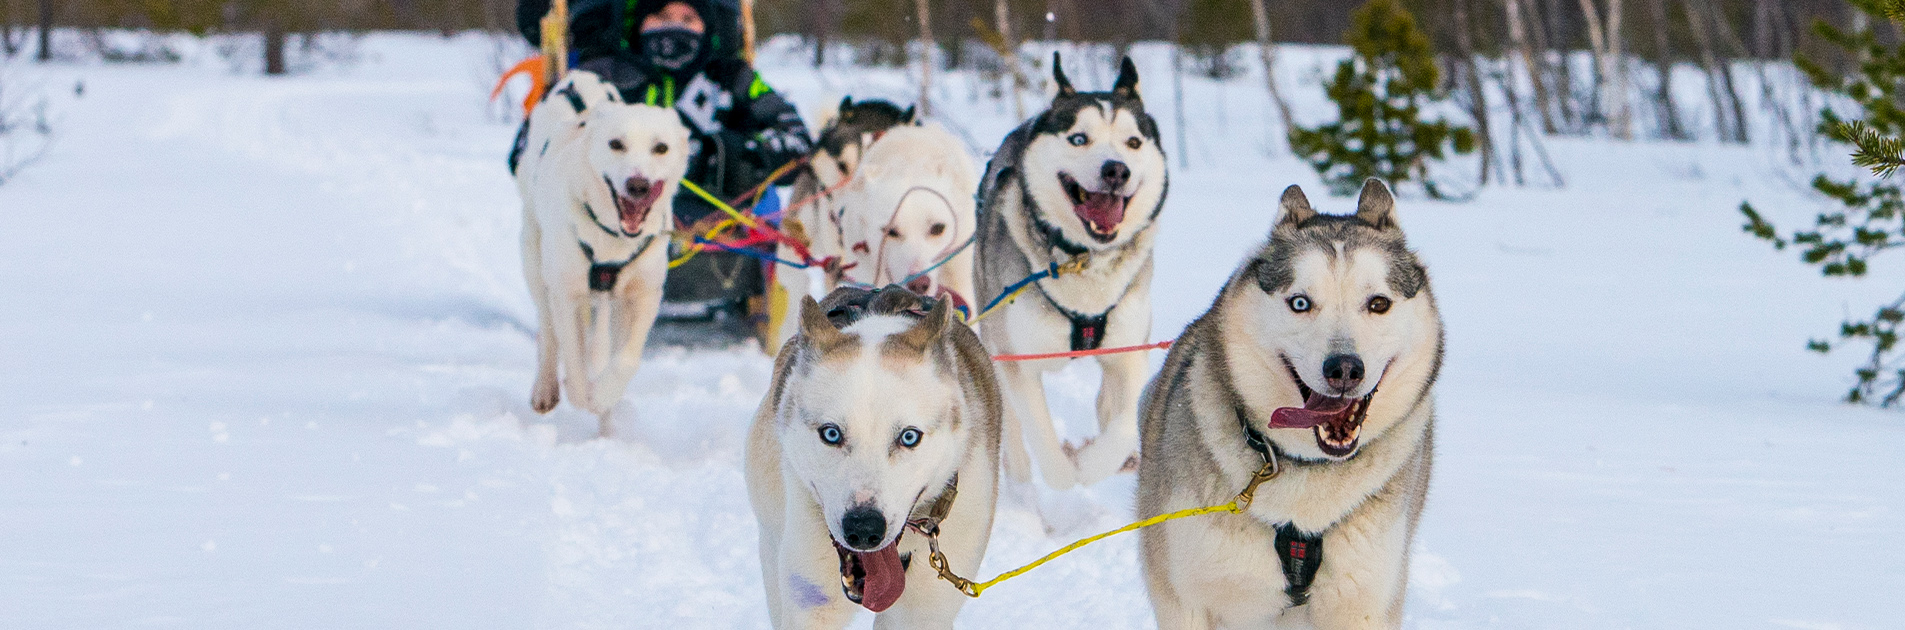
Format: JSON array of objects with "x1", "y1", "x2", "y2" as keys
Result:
[
  {"x1": 264, "y1": 21, "x2": 287, "y2": 75},
  {"x1": 996, "y1": 0, "x2": 1024, "y2": 121},
  {"x1": 1504, "y1": 0, "x2": 1558, "y2": 134},
  {"x1": 1578, "y1": 0, "x2": 1630, "y2": 139},
  {"x1": 915, "y1": 0, "x2": 934, "y2": 117},
  {"x1": 1172, "y1": 35, "x2": 1189, "y2": 169},
  {"x1": 36, "y1": 0, "x2": 51, "y2": 62},
  {"x1": 1453, "y1": 0, "x2": 1497, "y2": 184},
  {"x1": 1681, "y1": 0, "x2": 1744, "y2": 143},
  {"x1": 1646, "y1": 0, "x2": 1685, "y2": 139},
  {"x1": 1247, "y1": 0, "x2": 1295, "y2": 141},
  {"x1": 1540, "y1": 0, "x2": 1577, "y2": 131}
]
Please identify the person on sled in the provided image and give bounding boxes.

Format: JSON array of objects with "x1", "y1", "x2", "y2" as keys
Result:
[{"x1": 515, "y1": 0, "x2": 813, "y2": 342}]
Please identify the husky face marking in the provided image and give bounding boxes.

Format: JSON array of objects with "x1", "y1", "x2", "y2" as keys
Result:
[
  {"x1": 777, "y1": 296, "x2": 967, "y2": 610},
  {"x1": 582, "y1": 105, "x2": 691, "y2": 236},
  {"x1": 1233, "y1": 181, "x2": 1434, "y2": 460},
  {"x1": 1021, "y1": 56, "x2": 1164, "y2": 247}
]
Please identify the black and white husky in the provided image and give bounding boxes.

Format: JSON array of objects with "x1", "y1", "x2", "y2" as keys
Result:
[
  {"x1": 1138, "y1": 181, "x2": 1441, "y2": 629},
  {"x1": 975, "y1": 53, "x2": 1168, "y2": 488}
]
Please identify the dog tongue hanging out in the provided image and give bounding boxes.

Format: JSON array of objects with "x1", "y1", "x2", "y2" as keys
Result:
[{"x1": 746, "y1": 287, "x2": 1003, "y2": 628}]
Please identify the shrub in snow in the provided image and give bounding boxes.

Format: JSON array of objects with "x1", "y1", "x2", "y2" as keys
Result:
[
  {"x1": 1741, "y1": 0, "x2": 1905, "y2": 406},
  {"x1": 1288, "y1": 0, "x2": 1473, "y2": 199},
  {"x1": 0, "y1": 65, "x2": 53, "y2": 186}
]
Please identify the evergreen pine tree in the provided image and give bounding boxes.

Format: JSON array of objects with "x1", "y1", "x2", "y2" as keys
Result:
[
  {"x1": 1288, "y1": 0, "x2": 1474, "y2": 199},
  {"x1": 1741, "y1": 0, "x2": 1905, "y2": 405}
]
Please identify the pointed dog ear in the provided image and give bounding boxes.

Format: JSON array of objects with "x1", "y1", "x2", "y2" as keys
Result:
[
  {"x1": 1355, "y1": 178, "x2": 1398, "y2": 231},
  {"x1": 1051, "y1": 51, "x2": 1076, "y2": 98},
  {"x1": 799, "y1": 295, "x2": 856, "y2": 356},
  {"x1": 1275, "y1": 185, "x2": 1316, "y2": 228},
  {"x1": 902, "y1": 105, "x2": 918, "y2": 124},
  {"x1": 1112, "y1": 57, "x2": 1140, "y2": 99},
  {"x1": 884, "y1": 297, "x2": 952, "y2": 359},
  {"x1": 837, "y1": 96, "x2": 855, "y2": 120}
]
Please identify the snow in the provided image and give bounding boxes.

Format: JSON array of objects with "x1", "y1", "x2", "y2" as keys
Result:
[{"x1": 2, "y1": 33, "x2": 1901, "y2": 628}]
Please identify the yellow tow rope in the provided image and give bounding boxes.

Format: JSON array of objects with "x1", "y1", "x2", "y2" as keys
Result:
[{"x1": 920, "y1": 458, "x2": 1282, "y2": 598}]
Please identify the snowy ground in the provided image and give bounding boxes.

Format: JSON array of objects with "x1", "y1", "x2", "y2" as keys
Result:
[{"x1": 2, "y1": 33, "x2": 1901, "y2": 629}]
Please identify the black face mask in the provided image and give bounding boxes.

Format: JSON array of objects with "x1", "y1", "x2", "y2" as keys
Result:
[{"x1": 642, "y1": 26, "x2": 704, "y2": 74}]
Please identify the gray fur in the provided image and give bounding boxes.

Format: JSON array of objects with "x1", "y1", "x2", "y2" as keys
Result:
[{"x1": 1136, "y1": 183, "x2": 1441, "y2": 628}]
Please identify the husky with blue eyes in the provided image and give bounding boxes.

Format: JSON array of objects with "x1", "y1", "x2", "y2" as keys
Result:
[
  {"x1": 976, "y1": 52, "x2": 1169, "y2": 490},
  {"x1": 745, "y1": 286, "x2": 1001, "y2": 628}
]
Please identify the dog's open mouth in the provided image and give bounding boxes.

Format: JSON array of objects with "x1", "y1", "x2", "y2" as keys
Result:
[
  {"x1": 1269, "y1": 362, "x2": 1374, "y2": 458},
  {"x1": 1058, "y1": 173, "x2": 1130, "y2": 243},
  {"x1": 834, "y1": 537, "x2": 909, "y2": 612},
  {"x1": 608, "y1": 176, "x2": 663, "y2": 235}
]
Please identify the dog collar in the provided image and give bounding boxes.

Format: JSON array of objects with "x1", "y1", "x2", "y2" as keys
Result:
[
  {"x1": 578, "y1": 236, "x2": 655, "y2": 292},
  {"x1": 1023, "y1": 187, "x2": 1092, "y2": 258}
]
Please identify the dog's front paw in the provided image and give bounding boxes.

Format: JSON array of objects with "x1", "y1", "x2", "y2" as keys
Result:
[{"x1": 530, "y1": 380, "x2": 560, "y2": 414}]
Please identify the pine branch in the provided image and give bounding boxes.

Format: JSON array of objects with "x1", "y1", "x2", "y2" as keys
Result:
[{"x1": 1837, "y1": 120, "x2": 1905, "y2": 178}]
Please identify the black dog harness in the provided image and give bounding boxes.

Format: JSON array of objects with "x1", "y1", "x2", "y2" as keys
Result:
[
  {"x1": 1039, "y1": 291, "x2": 1113, "y2": 352},
  {"x1": 1236, "y1": 407, "x2": 1325, "y2": 607},
  {"x1": 578, "y1": 236, "x2": 655, "y2": 292}
]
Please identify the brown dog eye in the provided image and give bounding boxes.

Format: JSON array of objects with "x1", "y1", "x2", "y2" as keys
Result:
[
  {"x1": 1367, "y1": 296, "x2": 1392, "y2": 314},
  {"x1": 837, "y1": 160, "x2": 850, "y2": 176},
  {"x1": 929, "y1": 223, "x2": 946, "y2": 236},
  {"x1": 652, "y1": 143, "x2": 668, "y2": 155},
  {"x1": 886, "y1": 227, "x2": 901, "y2": 239},
  {"x1": 608, "y1": 139, "x2": 626, "y2": 152},
  {"x1": 1126, "y1": 137, "x2": 1143, "y2": 150}
]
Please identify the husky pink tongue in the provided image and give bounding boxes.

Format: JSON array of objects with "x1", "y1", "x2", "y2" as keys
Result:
[
  {"x1": 1269, "y1": 393, "x2": 1356, "y2": 429},
  {"x1": 854, "y1": 545, "x2": 907, "y2": 612},
  {"x1": 1074, "y1": 191, "x2": 1124, "y2": 234},
  {"x1": 617, "y1": 185, "x2": 660, "y2": 233}
]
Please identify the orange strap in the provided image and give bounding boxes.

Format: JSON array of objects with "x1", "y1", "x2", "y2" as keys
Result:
[
  {"x1": 491, "y1": 55, "x2": 549, "y2": 118},
  {"x1": 990, "y1": 340, "x2": 1174, "y2": 362}
]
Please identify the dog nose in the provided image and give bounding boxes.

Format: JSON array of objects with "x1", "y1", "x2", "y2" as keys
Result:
[
  {"x1": 1100, "y1": 160, "x2": 1130, "y2": 189},
  {"x1": 841, "y1": 507, "x2": 887, "y2": 551},
  {"x1": 624, "y1": 176, "x2": 652, "y2": 197},
  {"x1": 1322, "y1": 354, "x2": 1365, "y2": 395},
  {"x1": 905, "y1": 276, "x2": 932, "y2": 295}
]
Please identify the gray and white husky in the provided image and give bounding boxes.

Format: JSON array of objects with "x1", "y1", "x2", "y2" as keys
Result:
[
  {"x1": 976, "y1": 53, "x2": 1168, "y2": 488},
  {"x1": 745, "y1": 287, "x2": 1001, "y2": 629},
  {"x1": 1138, "y1": 180, "x2": 1441, "y2": 629}
]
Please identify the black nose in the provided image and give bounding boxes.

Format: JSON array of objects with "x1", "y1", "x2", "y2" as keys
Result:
[
  {"x1": 1322, "y1": 354, "x2": 1365, "y2": 395},
  {"x1": 905, "y1": 275, "x2": 932, "y2": 295},
  {"x1": 624, "y1": 177, "x2": 652, "y2": 197},
  {"x1": 841, "y1": 506, "x2": 886, "y2": 551},
  {"x1": 1100, "y1": 160, "x2": 1130, "y2": 189}
]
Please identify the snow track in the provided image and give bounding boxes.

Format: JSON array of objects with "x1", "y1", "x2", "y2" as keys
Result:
[{"x1": 1, "y1": 34, "x2": 1899, "y2": 628}]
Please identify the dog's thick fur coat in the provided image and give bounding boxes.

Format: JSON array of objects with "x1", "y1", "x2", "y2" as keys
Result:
[
  {"x1": 746, "y1": 287, "x2": 1001, "y2": 629},
  {"x1": 1138, "y1": 181, "x2": 1441, "y2": 629},
  {"x1": 976, "y1": 54, "x2": 1168, "y2": 488},
  {"x1": 515, "y1": 72, "x2": 691, "y2": 434}
]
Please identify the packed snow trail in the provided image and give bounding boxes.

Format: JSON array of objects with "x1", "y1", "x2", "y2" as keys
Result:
[{"x1": 0, "y1": 35, "x2": 1900, "y2": 628}]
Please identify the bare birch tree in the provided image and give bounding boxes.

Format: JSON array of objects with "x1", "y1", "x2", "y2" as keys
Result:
[
  {"x1": 1247, "y1": 0, "x2": 1294, "y2": 140},
  {"x1": 1578, "y1": 0, "x2": 1631, "y2": 139}
]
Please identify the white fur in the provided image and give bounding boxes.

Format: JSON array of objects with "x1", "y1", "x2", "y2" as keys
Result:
[
  {"x1": 746, "y1": 309, "x2": 1000, "y2": 629},
  {"x1": 515, "y1": 72, "x2": 691, "y2": 435},
  {"x1": 836, "y1": 124, "x2": 979, "y2": 303}
]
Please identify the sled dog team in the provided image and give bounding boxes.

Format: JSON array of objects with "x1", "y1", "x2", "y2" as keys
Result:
[{"x1": 515, "y1": 54, "x2": 1443, "y2": 629}]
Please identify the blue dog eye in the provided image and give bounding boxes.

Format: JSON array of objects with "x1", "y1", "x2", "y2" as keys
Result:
[
  {"x1": 1288, "y1": 295, "x2": 1312, "y2": 313},
  {"x1": 898, "y1": 428, "x2": 922, "y2": 448},
  {"x1": 819, "y1": 424, "x2": 844, "y2": 446},
  {"x1": 1068, "y1": 133, "x2": 1089, "y2": 146}
]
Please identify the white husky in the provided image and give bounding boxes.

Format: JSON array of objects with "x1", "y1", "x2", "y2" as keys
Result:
[
  {"x1": 975, "y1": 54, "x2": 1168, "y2": 489},
  {"x1": 746, "y1": 287, "x2": 1000, "y2": 629},
  {"x1": 515, "y1": 72, "x2": 692, "y2": 435},
  {"x1": 1138, "y1": 181, "x2": 1440, "y2": 629},
  {"x1": 834, "y1": 124, "x2": 980, "y2": 314}
]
